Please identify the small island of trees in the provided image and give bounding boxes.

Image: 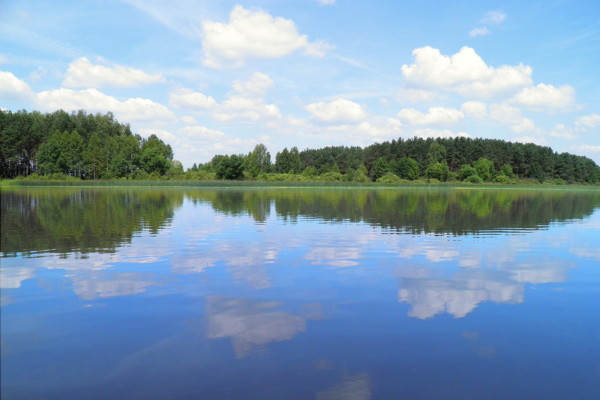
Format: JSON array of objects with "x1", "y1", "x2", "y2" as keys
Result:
[{"x1": 1, "y1": 109, "x2": 599, "y2": 185}]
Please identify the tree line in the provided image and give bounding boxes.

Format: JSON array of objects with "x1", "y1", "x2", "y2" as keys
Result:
[
  {"x1": 196, "y1": 138, "x2": 600, "y2": 184},
  {"x1": 1, "y1": 109, "x2": 177, "y2": 179},
  {"x1": 2, "y1": 109, "x2": 599, "y2": 184}
]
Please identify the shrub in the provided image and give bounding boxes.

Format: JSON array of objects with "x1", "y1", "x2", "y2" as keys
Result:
[
  {"x1": 376, "y1": 173, "x2": 402, "y2": 184},
  {"x1": 464, "y1": 175, "x2": 484, "y2": 183}
]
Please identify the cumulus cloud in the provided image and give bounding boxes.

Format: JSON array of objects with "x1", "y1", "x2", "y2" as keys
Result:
[
  {"x1": 512, "y1": 83, "x2": 576, "y2": 111},
  {"x1": 397, "y1": 106, "x2": 464, "y2": 125},
  {"x1": 396, "y1": 88, "x2": 443, "y2": 104},
  {"x1": 401, "y1": 46, "x2": 532, "y2": 98},
  {"x1": 575, "y1": 113, "x2": 600, "y2": 129},
  {"x1": 461, "y1": 101, "x2": 487, "y2": 119},
  {"x1": 489, "y1": 103, "x2": 536, "y2": 133},
  {"x1": 169, "y1": 73, "x2": 281, "y2": 122},
  {"x1": 575, "y1": 114, "x2": 600, "y2": 129},
  {"x1": 306, "y1": 99, "x2": 368, "y2": 124},
  {"x1": 215, "y1": 96, "x2": 282, "y2": 121},
  {"x1": 231, "y1": 72, "x2": 273, "y2": 96},
  {"x1": 63, "y1": 57, "x2": 165, "y2": 88},
  {"x1": 548, "y1": 123, "x2": 577, "y2": 140},
  {"x1": 202, "y1": 5, "x2": 333, "y2": 68},
  {"x1": 0, "y1": 71, "x2": 33, "y2": 100},
  {"x1": 169, "y1": 88, "x2": 217, "y2": 110},
  {"x1": 179, "y1": 125, "x2": 226, "y2": 140},
  {"x1": 36, "y1": 88, "x2": 175, "y2": 122}
]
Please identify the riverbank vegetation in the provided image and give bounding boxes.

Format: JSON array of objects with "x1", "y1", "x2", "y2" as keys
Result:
[{"x1": 2, "y1": 109, "x2": 599, "y2": 184}]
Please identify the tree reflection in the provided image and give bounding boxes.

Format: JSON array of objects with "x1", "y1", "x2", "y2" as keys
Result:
[
  {"x1": 194, "y1": 188, "x2": 600, "y2": 235},
  {"x1": 1, "y1": 188, "x2": 183, "y2": 256}
]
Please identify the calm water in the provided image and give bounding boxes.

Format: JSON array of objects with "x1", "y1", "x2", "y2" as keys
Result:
[{"x1": 1, "y1": 187, "x2": 600, "y2": 399}]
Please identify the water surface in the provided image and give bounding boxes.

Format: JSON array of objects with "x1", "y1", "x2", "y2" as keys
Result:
[{"x1": 2, "y1": 187, "x2": 599, "y2": 399}]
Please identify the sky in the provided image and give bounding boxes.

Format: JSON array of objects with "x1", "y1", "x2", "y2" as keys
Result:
[{"x1": 1, "y1": 0, "x2": 599, "y2": 168}]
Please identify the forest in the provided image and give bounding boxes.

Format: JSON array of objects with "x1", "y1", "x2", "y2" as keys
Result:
[{"x1": 2, "y1": 109, "x2": 599, "y2": 184}]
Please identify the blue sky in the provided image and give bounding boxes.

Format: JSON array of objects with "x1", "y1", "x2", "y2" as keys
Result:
[{"x1": 1, "y1": 0, "x2": 599, "y2": 168}]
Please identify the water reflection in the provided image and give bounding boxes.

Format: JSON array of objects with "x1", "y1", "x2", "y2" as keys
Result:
[
  {"x1": 317, "y1": 373, "x2": 371, "y2": 400},
  {"x1": 2, "y1": 187, "x2": 600, "y2": 399},
  {"x1": 1, "y1": 188, "x2": 181, "y2": 257},
  {"x1": 3, "y1": 188, "x2": 599, "y2": 258},
  {"x1": 206, "y1": 296, "x2": 306, "y2": 358}
]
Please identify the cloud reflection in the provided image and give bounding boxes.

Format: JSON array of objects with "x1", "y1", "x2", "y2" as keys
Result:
[
  {"x1": 316, "y1": 373, "x2": 371, "y2": 400},
  {"x1": 206, "y1": 296, "x2": 306, "y2": 358}
]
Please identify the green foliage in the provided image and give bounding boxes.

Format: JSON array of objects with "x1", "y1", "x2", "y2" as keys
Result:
[
  {"x1": 141, "y1": 134, "x2": 173, "y2": 175},
  {"x1": 458, "y1": 164, "x2": 478, "y2": 181},
  {"x1": 426, "y1": 162, "x2": 450, "y2": 181},
  {"x1": 473, "y1": 157, "x2": 494, "y2": 181},
  {"x1": 275, "y1": 147, "x2": 301, "y2": 173},
  {"x1": 376, "y1": 173, "x2": 402, "y2": 183},
  {"x1": 492, "y1": 174, "x2": 510, "y2": 183},
  {"x1": 215, "y1": 154, "x2": 244, "y2": 180},
  {"x1": 372, "y1": 157, "x2": 390, "y2": 181},
  {"x1": 302, "y1": 166, "x2": 318, "y2": 178},
  {"x1": 464, "y1": 175, "x2": 484, "y2": 183},
  {"x1": 245, "y1": 143, "x2": 271, "y2": 177},
  {"x1": 393, "y1": 157, "x2": 419, "y2": 180},
  {"x1": 501, "y1": 164, "x2": 514, "y2": 178},
  {"x1": 427, "y1": 141, "x2": 447, "y2": 165},
  {"x1": 316, "y1": 171, "x2": 344, "y2": 182}
]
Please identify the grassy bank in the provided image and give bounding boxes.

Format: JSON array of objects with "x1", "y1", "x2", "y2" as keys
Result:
[{"x1": 2, "y1": 178, "x2": 599, "y2": 190}]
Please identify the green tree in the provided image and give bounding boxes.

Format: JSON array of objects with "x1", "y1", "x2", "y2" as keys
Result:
[
  {"x1": 458, "y1": 164, "x2": 478, "y2": 181},
  {"x1": 372, "y1": 157, "x2": 390, "y2": 181},
  {"x1": 473, "y1": 157, "x2": 494, "y2": 181},
  {"x1": 426, "y1": 161, "x2": 450, "y2": 181},
  {"x1": 216, "y1": 155, "x2": 244, "y2": 179},
  {"x1": 427, "y1": 141, "x2": 447, "y2": 165},
  {"x1": 393, "y1": 157, "x2": 419, "y2": 180},
  {"x1": 140, "y1": 134, "x2": 173, "y2": 175}
]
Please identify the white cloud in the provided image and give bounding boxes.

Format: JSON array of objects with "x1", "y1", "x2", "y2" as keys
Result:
[
  {"x1": 170, "y1": 74, "x2": 281, "y2": 122},
  {"x1": 201, "y1": 5, "x2": 332, "y2": 68},
  {"x1": 0, "y1": 71, "x2": 33, "y2": 100},
  {"x1": 398, "y1": 106, "x2": 464, "y2": 125},
  {"x1": 169, "y1": 88, "x2": 217, "y2": 110},
  {"x1": 396, "y1": 88, "x2": 443, "y2": 104},
  {"x1": 575, "y1": 114, "x2": 600, "y2": 129},
  {"x1": 316, "y1": 0, "x2": 335, "y2": 5},
  {"x1": 36, "y1": 88, "x2": 175, "y2": 122},
  {"x1": 303, "y1": 39, "x2": 335, "y2": 57},
  {"x1": 461, "y1": 101, "x2": 487, "y2": 119},
  {"x1": 63, "y1": 57, "x2": 165, "y2": 88},
  {"x1": 489, "y1": 103, "x2": 536, "y2": 133},
  {"x1": 216, "y1": 96, "x2": 282, "y2": 122},
  {"x1": 512, "y1": 83, "x2": 576, "y2": 111},
  {"x1": 179, "y1": 125, "x2": 226, "y2": 140},
  {"x1": 306, "y1": 99, "x2": 368, "y2": 124},
  {"x1": 469, "y1": 27, "x2": 490, "y2": 37},
  {"x1": 481, "y1": 11, "x2": 507, "y2": 25},
  {"x1": 180, "y1": 115, "x2": 197, "y2": 125},
  {"x1": 0, "y1": 54, "x2": 9, "y2": 64},
  {"x1": 137, "y1": 128, "x2": 179, "y2": 143},
  {"x1": 571, "y1": 144, "x2": 600, "y2": 153},
  {"x1": 401, "y1": 46, "x2": 532, "y2": 98},
  {"x1": 548, "y1": 123, "x2": 577, "y2": 140},
  {"x1": 231, "y1": 72, "x2": 273, "y2": 96}
]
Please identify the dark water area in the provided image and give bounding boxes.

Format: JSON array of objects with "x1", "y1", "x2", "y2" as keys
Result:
[{"x1": 1, "y1": 187, "x2": 600, "y2": 399}]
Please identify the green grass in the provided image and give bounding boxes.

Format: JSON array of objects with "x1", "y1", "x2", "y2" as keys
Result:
[{"x1": 2, "y1": 178, "x2": 598, "y2": 190}]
